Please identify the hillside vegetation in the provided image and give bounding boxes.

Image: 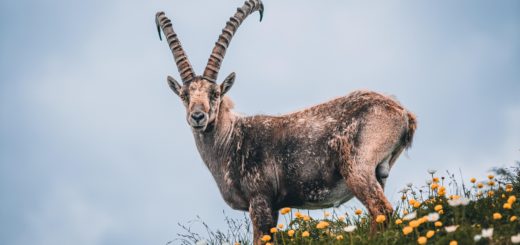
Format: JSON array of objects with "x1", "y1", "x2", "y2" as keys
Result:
[{"x1": 174, "y1": 162, "x2": 520, "y2": 245}]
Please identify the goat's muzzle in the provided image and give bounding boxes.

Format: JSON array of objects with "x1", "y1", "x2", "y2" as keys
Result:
[{"x1": 189, "y1": 110, "x2": 208, "y2": 130}]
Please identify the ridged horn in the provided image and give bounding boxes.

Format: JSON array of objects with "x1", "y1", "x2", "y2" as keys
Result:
[
  {"x1": 156, "y1": 11, "x2": 196, "y2": 83},
  {"x1": 202, "y1": 0, "x2": 264, "y2": 83}
]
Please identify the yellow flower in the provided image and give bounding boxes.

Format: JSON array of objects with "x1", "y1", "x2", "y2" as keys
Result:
[
  {"x1": 431, "y1": 183, "x2": 439, "y2": 190},
  {"x1": 450, "y1": 240, "x2": 458, "y2": 245},
  {"x1": 409, "y1": 220, "x2": 420, "y2": 228},
  {"x1": 413, "y1": 202, "x2": 421, "y2": 208},
  {"x1": 403, "y1": 210, "x2": 409, "y2": 215},
  {"x1": 338, "y1": 215, "x2": 346, "y2": 222},
  {"x1": 426, "y1": 230, "x2": 435, "y2": 238},
  {"x1": 303, "y1": 215, "x2": 311, "y2": 221},
  {"x1": 417, "y1": 236, "x2": 427, "y2": 245},
  {"x1": 277, "y1": 224, "x2": 284, "y2": 229},
  {"x1": 355, "y1": 209, "x2": 362, "y2": 215},
  {"x1": 470, "y1": 177, "x2": 476, "y2": 183},
  {"x1": 295, "y1": 212, "x2": 303, "y2": 219},
  {"x1": 287, "y1": 229, "x2": 295, "y2": 237},
  {"x1": 506, "y1": 187, "x2": 513, "y2": 192},
  {"x1": 508, "y1": 195, "x2": 517, "y2": 204},
  {"x1": 395, "y1": 219, "x2": 403, "y2": 225},
  {"x1": 402, "y1": 226, "x2": 413, "y2": 235},
  {"x1": 488, "y1": 191, "x2": 495, "y2": 196},
  {"x1": 265, "y1": 243, "x2": 272, "y2": 245},
  {"x1": 336, "y1": 235, "x2": 344, "y2": 240},
  {"x1": 409, "y1": 199, "x2": 417, "y2": 205},
  {"x1": 438, "y1": 209, "x2": 444, "y2": 215},
  {"x1": 280, "y1": 207, "x2": 291, "y2": 215},
  {"x1": 270, "y1": 227, "x2": 277, "y2": 233},
  {"x1": 324, "y1": 211, "x2": 331, "y2": 217},
  {"x1": 261, "y1": 235, "x2": 271, "y2": 242},
  {"x1": 302, "y1": 231, "x2": 310, "y2": 237},
  {"x1": 419, "y1": 217, "x2": 428, "y2": 224},
  {"x1": 376, "y1": 215, "x2": 386, "y2": 223},
  {"x1": 488, "y1": 180, "x2": 495, "y2": 186},
  {"x1": 477, "y1": 183, "x2": 484, "y2": 188},
  {"x1": 510, "y1": 216, "x2": 518, "y2": 222},
  {"x1": 488, "y1": 174, "x2": 494, "y2": 179},
  {"x1": 316, "y1": 221, "x2": 330, "y2": 229},
  {"x1": 438, "y1": 186, "x2": 446, "y2": 196},
  {"x1": 434, "y1": 205, "x2": 443, "y2": 212},
  {"x1": 433, "y1": 177, "x2": 440, "y2": 183},
  {"x1": 234, "y1": 243, "x2": 240, "y2": 245},
  {"x1": 504, "y1": 203, "x2": 512, "y2": 209},
  {"x1": 434, "y1": 221, "x2": 442, "y2": 227},
  {"x1": 493, "y1": 213, "x2": 502, "y2": 220}
]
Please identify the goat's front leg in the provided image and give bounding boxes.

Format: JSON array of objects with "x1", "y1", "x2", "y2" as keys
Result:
[{"x1": 249, "y1": 197, "x2": 278, "y2": 245}]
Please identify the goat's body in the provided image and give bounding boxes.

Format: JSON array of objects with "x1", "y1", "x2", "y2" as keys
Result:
[
  {"x1": 156, "y1": 1, "x2": 417, "y2": 242},
  {"x1": 194, "y1": 90, "x2": 415, "y2": 212}
]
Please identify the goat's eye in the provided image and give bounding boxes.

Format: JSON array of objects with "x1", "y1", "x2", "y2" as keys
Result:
[{"x1": 211, "y1": 90, "x2": 220, "y2": 98}]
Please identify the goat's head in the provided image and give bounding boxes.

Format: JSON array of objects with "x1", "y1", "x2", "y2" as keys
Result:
[
  {"x1": 156, "y1": 0, "x2": 263, "y2": 131},
  {"x1": 166, "y1": 74, "x2": 235, "y2": 131}
]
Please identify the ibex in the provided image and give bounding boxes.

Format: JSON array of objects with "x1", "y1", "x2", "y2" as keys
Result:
[{"x1": 155, "y1": 0, "x2": 416, "y2": 243}]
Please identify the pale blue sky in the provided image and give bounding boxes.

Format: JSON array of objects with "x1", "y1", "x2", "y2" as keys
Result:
[{"x1": 1, "y1": 0, "x2": 519, "y2": 244}]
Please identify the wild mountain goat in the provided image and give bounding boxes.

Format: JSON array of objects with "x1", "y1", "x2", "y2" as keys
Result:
[{"x1": 155, "y1": 0, "x2": 416, "y2": 243}]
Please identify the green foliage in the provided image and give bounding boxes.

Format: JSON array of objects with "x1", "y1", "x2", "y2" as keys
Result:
[{"x1": 176, "y1": 162, "x2": 520, "y2": 244}]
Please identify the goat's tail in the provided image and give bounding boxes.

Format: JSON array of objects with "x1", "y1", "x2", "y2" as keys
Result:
[{"x1": 403, "y1": 111, "x2": 417, "y2": 149}]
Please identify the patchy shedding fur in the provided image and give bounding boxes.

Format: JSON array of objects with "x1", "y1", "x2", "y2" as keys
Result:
[
  {"x1": 192, "y1": 90, "x2": 416, "y2": 243},
  {"x1": 155, "y1": 1, "x2": 417, "y2": 243}
]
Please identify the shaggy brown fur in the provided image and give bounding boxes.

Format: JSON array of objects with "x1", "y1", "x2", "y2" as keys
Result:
[{"x1": 155, "y1": 1, "x2": 417, "y2": 243}]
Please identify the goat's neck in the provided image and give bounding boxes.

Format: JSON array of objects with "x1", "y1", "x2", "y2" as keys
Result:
[{"x1": 192, "y1": 98, "x2": 238, "y2": 171}]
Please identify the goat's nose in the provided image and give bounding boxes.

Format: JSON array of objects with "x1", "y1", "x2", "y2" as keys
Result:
[{"x1": 191, "y1": 111, "x2": 205, "y2": 122}]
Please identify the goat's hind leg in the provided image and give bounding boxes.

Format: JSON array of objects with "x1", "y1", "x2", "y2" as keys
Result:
[
  {"x1": 341, "y1": 154, "x2": 393, "y2": 227},
  {"x1": 339, "y1": 115, "x2": 407, "y2": 229}
]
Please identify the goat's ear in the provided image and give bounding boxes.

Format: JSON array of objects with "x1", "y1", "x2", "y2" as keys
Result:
[
  {"x1": 220, "y1": 72, "x2": 236, "y2": 95},
  {"x1": 167, "y1": 76, "x2": 182, "y2": 96}
]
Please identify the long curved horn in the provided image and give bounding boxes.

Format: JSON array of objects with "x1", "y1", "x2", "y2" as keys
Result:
[
  {"x1": 156, "y1": 12, "x2": 196, "y2": 83},
  {"x1": 202, "y1": 0, "x2": 264, "y2": 83}
]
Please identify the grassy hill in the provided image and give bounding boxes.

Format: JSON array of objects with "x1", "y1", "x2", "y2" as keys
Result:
[{"x1": 174, "y1": 163, "x2": 520, "y2": 245}]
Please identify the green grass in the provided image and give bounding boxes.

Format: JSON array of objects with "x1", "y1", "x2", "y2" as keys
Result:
[{"x1": 174, "y1": 162, "x2": 520, "y2": 245}]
